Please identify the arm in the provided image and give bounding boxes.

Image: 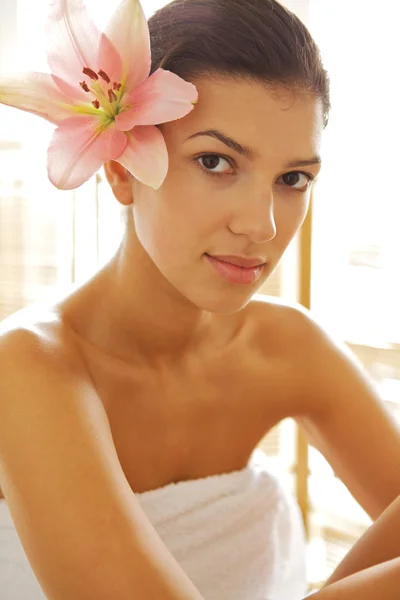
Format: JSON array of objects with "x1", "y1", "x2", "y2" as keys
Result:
[
  {"x1": 0, "y1": 329, "x2": 204, "y2": 600},
  {"x1": 323, "y1": 494, "x2": 400, "y2": 586},
  {"x1": 292, "y1": 307, "x2": 400, "y2": 519},
  {"x1": 306, "y1": 558, "x2": 400, "y2": 600},
  {"x1": 309, "y1": 496, "x2": 400, "y2": 597}
]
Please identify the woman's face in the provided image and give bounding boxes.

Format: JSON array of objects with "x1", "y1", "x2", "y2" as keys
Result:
[{"x1": 128, "y1": 76, "x2": 324, "y2": 313}]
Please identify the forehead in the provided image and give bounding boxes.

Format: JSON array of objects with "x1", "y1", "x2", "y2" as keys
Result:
[{"x1": 161, "y1": 76, "x2": 324, "y2": 159}]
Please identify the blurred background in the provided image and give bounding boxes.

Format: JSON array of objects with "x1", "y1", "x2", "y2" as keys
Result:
[{"x1": 0, "y1": 0, "x2": 399, "y2": 591}]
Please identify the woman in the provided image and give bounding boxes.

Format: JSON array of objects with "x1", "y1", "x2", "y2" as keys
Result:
[{"x1": 0, "y1": 0, "x2": 399, "y2": 598}]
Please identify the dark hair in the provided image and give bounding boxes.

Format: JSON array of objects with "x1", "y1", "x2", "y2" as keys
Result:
[{"x1": 148, "y1": 0, "x2": 330, "y2": 128}]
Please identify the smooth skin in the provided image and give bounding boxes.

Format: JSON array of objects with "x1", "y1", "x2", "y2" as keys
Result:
[
  {"x1": 0, "y1": 76, "x2": 399, "y2": 599},
  {"x1": 308, "y1": 494, "x2": 400, "y2": 598},
  {"x1": 310, "y1": 558, "x2": 400, "y2": 599},
  {"x1": 324, "y1": 494, "x2": 400, "y2": 586}
]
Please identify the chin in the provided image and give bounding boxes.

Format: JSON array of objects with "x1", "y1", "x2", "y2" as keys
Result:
[{"x1": 189, "y1": 288, "x2": 256, "y2": 315}]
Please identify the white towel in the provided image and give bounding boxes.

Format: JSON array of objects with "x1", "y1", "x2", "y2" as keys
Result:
[
  {"x1": 0, "y1": 449, "x2": 307, "y2": 599},
  {"x1": 136, "y1": 449, "x2": 308, "y2": 600}
]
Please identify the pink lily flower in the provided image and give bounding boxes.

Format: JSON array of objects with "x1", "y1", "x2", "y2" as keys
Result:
[{"x1": 0, "y1": 0, "x2": 198, "y2": 190}]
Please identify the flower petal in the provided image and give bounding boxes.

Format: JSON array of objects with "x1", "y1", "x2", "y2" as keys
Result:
[
  {"x1": 46, "y1": 0, "x2": 122, "y2": 96},
  {"x1": 117, "y1": 126, "x2": 168, "y2": 189},
  {"x1": 50, "y1": 73, "x2": 92, "y2": 105},
  {"x1": 0, "y1": 72, "x2": 78, "y2": 124},
  {"x1": 105, "y1": 0, "x2": 151, "y2": 91},
  {"x1": 97, "y1": 34, "x2": 123, "y2": 86},
  {"x1": 47, "y1": 115, "x2": 127, "y2": 190},
  {"x1": 115, "y1": 69, "x2": 198, "y2": 131}
]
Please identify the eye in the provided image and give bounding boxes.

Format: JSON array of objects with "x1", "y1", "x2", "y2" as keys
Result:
[
  {"x1": 196, "y1": 154, "x2": 235, "y2": 176},
  {"x1": 279, "y1": 171, "x2": 315, "y2": 192}
]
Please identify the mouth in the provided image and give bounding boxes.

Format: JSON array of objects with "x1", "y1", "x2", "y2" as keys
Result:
[
  {"x1": 205, "y1": 254, "x2": 267, "y2": 268},
  {"x1": 204, "y1": 254, "x2": 267, "y2": 285}
]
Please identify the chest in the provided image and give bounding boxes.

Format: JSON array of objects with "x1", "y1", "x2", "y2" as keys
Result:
[{"x1": 82, "y1": 347, "x2": 297, "y2": 493}]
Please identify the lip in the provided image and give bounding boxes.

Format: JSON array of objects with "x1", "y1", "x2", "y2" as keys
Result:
[
  {"x1": 207, "y1": 254, "x2": 266, "y2": 268},
  {"x1": 205, "y1": 254, "x2": 266, "y2": 285}
]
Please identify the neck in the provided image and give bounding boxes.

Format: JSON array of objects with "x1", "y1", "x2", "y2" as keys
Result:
[{"x1": 64, "y1": 233, "x2": 216, "y2": 366}]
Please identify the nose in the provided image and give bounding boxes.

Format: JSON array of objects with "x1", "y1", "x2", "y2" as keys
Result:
[{"x1": 227, "y1": 188, "x2": 277, "y2": 244}]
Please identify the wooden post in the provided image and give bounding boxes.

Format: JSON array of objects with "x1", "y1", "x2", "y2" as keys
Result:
[{"x1": 295, "y1": 195, "x2": 314, "y2": 538}]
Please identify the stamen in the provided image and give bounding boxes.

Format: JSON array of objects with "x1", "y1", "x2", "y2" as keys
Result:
[
  {"x1": 92, "y1": 100, "x2": 100, "y2": 109},
  {"x1": 113, "y1": 82, "x2": 122, "y2": 91},
  {"x1": 83, "y1": 67, "x2": 99, "y2": 80},
  {"x1": 108, "y1": 89, "x2": 117, "y2": 103},
  {"x1": 80, "y1": 81, "x2": 90, "y2": 93},
  {"x1": 98, "y1": 70, "x2": 111, "y2": 83}
]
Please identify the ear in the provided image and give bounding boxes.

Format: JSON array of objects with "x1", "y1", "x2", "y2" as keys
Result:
[{"x1": 103, "y1": 161, "x2": 134, "y2": 206}]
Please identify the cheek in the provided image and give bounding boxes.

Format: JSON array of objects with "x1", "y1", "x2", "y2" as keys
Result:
[
  {"x1": 275, "y1": 196, "x2": 310, "y2": 240},
  {"x1": 132, "y1": 190, "x2": 197, "y2": 262},
  {"x1": 133, "y1": 205, "x2": 169, "y2": 259}
]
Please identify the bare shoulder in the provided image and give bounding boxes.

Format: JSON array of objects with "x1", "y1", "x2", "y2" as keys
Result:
[
  {"x1": 0, "y1": 303, "x2": 105, "y2": 497},
  {"x1": 249, "y1": 292, "x2": 350, "y2": 361},
  {"x1": 0, "y1": 302, "x2": 105, "y2": 426},
  {"x1": 248, "y1": 293, "x2": 314, "y2": 349},
  {"x1": 1, "y1": 301, "x2": 69, "y2": 344},
  {"x1": 0, "y1": 301, "x2": 91, "y2": 376},
  {"x1": 246, "y1": 293, "x2": 359, "y2": 413}
]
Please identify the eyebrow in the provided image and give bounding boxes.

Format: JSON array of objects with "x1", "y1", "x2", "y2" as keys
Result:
[{"x1": 186, "y1": 129, "x2": 322, "y2": 168}]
